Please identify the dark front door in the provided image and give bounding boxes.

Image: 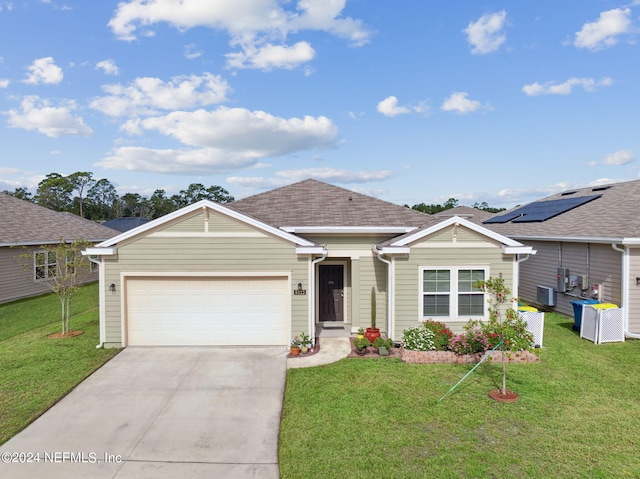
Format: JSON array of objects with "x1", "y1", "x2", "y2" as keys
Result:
[{"x1": 319, "y1": 265, "x2": 344, "y2": 322}]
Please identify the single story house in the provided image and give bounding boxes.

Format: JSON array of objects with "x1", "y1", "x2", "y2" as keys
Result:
[
  {"x1": 86, "y1": 179, "x2": 534, "y2": 348},
  {"x1": 483, "y1": 179, "x2": 640, "y2": 338},
  {"x1": 0, "y1": 193, "x2": 119, "y2": 304}
]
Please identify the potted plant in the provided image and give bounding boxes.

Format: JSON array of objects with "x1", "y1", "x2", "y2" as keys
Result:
[
  {"x1": 299, "y1": 332, "x2": 311, "y2": 353},
  {"x1": 357, "y1": 327, "x2": 365, "y2": 339},
  {"x1": 353, "y1": 337, "x2": 370, "y2": 355},
  {"x1": 365, "y1": 287, "x2": 381, "y2": 343},
  {"x1": 290, "y1": 337, "x2": 301, "y2": 356}
]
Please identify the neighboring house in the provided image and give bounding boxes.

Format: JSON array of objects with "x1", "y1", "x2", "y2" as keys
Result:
[
  {"x1": 86, "y1": 179, "x2": 533, "y2": 348},
  {"x1": 0, "y1": 193, "x2": 119, "y2": 304},
  {"x1": 483, "y1": 179, "x2": 640, "y2": 338},
  {"x1": 102, "y1": 217, "x2": 150, "y2": 233}
]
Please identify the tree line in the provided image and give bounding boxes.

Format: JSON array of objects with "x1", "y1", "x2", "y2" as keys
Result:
[
  {"x1": 408, "y1": 197, "x2": 506, "y2": 214},
  {"x1": 2, "y1": 172, "x2": 235, "y2": 221}
]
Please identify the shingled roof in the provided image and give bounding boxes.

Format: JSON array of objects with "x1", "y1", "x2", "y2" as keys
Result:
[
  {"x1": 484, "y1": 179, "x2": 640, "y2": 240},
  {"x1": 0, "y1": 193, "x2": 119, "y2": 246},
  {"x1": 227, "y1": 179, "x2": 431, "y2": 228}
]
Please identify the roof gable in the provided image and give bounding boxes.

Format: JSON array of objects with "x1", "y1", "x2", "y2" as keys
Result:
[
  {"x1": 94, "y1": 199, "x2": 317, "y2": 250},
  {"x1": 0, "y1": 193, "x2": 118, "y2": 246},
  {"x1": 227, "y1": 179, "x2": 431, "y2": 229},
  {"x1": 379, "y1": 216, "x2": 532, "y2": 254}
]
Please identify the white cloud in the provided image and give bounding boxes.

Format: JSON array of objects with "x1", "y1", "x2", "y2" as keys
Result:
[
  {"x1": 128, "y1": 107, "x2": 337, "y2": 151},
  {"x1": 464, "y1": 10, "x2": 508, "y2": 55},
  {"x1": 227, "y1": 168, "x2": 395, "y2": 189},
  {"x1": 588, "y1": 149, "x2": 636, "y2": 166},
  {"x1": 226, "y1": 41, "x2": 315, "y2": 70},
  {"x1": 441, "y1": 92, "x2": 486, "y2": 113},
  {"x1": 522, "y1": 77, "x2": 613, "y2": 96},
  {"x1": 5, "y1": 95, "x2": 93, "y2": 137},
  {"x1": 574, "y1": 8, "x2": 632, "y2": 50},
  {"x1": 90, "y1": 73, "x2": 231, "y2": 117},
  {"x1": 98, "y1": 146, "x2": 260, "y2": 174},
  {"x1": 376, "y1": 96, "x2": 429, "y2": 117},
  {"x1": 108, "y1": 0, "x2": 371, "y2": 70},
  {"x1": 377, "y1": 96, "x2": 410, "y2": 117},
  {"x1": 23, "y1": 57, "x2": 63, "y2": 85},
  {"x1": 96, "y1": 59, "x2": 119, "y2": 76},
  {"x1": 184, "y1": 43, "x2": 203, "y2": 60},
  {"x1": 100, "y1": 107, "x2": 338, "y2": 174},
  {"x1": 0, "y1": 2, "x2": 14, "y2": 12},
  {"x1": 0, "y1": 78, "x2": 9, "y2": 88}
]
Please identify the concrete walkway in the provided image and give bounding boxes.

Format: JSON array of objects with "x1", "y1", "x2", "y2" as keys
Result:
[
  {"x1": 286, "y1": 337, "x2": 352, "y2": 369},
  {"x1": 0, "y1": 347, "x2": 285, "y2": 479}
]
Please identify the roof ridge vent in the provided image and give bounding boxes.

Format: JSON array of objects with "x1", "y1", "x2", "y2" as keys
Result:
[
  {"x1": 561, "y1": 191, "x2": 577, "y2": 196},
  {"x1": 591, "y1": 186, "x2": 611, "y2": 192}
]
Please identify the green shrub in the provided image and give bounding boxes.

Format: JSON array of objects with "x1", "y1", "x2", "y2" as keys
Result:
[
  {"x1": 422, "y1": 319, "x2": 453, "y2": 351},
  {"x1": 402, "y1": 325, "x2": 435, "y2": 351}
]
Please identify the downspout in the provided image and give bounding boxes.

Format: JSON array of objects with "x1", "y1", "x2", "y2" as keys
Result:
[
  {"x1": 611, "y1": 244, "x2": 640, "y2": 339},
  {"x1": 88, "y1": 256, "x2": 105, "y2": 348},
  {"x1": 372, "y1": 246, "x2": 393, "y2": 338},
  {"x1": 514, "y1": 254, "x2": 532, "y2": 305},
  {"x1": 310, "y1": 252, "x2": 327, "y2": 345}
]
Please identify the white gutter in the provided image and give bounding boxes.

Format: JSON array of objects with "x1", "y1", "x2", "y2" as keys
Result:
[
  {"x1": 372, "y1": 245, "x2": 393, "y2": 339},
  {"x1": 87, "y1": 255, "x2": 105, "y2": 349},
  {"x1": 310, "y1": 252, "x2": 328, "y2": 345},
  {"x1": 611, "y1": 244, "x2": 640, "y2": 339}
]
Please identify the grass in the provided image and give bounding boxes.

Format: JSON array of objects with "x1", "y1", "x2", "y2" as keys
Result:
[
  {"x1": 280, "y1": 313, "x2": 640, "y2": 479},
  {"x1": 0, "y1": 283, "x2": 120, "y2": 445}
]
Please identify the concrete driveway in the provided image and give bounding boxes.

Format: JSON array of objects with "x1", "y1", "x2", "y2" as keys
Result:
[{"x1": 0, "y1": 346, "x2": 287, "y2": 479}]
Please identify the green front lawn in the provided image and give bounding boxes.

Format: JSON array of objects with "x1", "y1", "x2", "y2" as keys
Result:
[
  {"x1": 0, "y1": 283, "x2": 120, "y2": 445},
  {"x1": 280, "y1": 313, "x2": 640, "y2": 478}
]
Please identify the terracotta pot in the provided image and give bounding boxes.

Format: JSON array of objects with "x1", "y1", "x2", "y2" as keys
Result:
[
  {"x1": 365, "y1": 327, "x2": 380, "y2": 343},
  {"x1": 290, "y1": 346, "x2": 301, "y2": 356}
]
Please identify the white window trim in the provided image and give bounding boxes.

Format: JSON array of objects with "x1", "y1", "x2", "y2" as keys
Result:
[{"x1": 419, "y1": 266, "x2": 489, "y2": 322}]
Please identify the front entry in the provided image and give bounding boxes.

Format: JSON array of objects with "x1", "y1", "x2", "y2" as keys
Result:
[{"x1": 319, "y1": 264, "x2": 344, "y2": 322}]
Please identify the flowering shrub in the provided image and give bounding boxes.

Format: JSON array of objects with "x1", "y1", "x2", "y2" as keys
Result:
[
  {"x1": 422, "y1": 319, "x2": 453, "y2": 351},
  {"x1": 449, "y1": 327, "x2": 489, "y2": 355},
  {"x1": 402, "y1": 325, "x2": 435, "y2": 351}
]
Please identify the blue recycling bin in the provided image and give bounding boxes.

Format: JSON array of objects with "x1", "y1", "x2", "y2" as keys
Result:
[{"x1": 570, "y1": 299, "x2": 599, "y2": 331}]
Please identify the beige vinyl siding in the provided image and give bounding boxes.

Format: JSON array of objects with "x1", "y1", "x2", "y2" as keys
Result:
[
  {"x1": 394, "y1": 225, "x2": 514, "y2": 337},
  {"x1": 101, "y1": 210, "x2": 307, "y2": 347},
  {"x1": 356, "y1": 255, "x2": 387, "y2": 332},
  {"x1": 628, "y1": 248, "x2": 640, "y2": 333},
  {"x1": 0, "y1": 245, "x2": 99, "y2": 304},
  {"x1": 165, "y1": 212, "x2": 206, "y2": 232},
  {"x1": 517, "y1": 240, "x2": 622, "y2": 318}
]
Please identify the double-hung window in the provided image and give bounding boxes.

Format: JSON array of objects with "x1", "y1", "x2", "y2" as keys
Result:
[
  {"x1": 34, "y1": 251, "x2": 57, "y2": 280},
  {"x1": 422, "y1": 267, "x2": 487, "y2": 319}
]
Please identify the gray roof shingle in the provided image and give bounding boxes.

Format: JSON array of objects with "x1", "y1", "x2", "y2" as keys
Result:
[
  {"x1": 227, "y1": 179, "x2": 432, "y2": 228},
  {"x1": 484, "y1": 179, "x2": 640, "y2": 240},
  {"x1": 0, "y1": 193, "x2": 119, "y2": 245}
]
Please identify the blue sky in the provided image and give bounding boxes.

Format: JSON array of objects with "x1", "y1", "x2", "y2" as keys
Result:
[{"x1": 1, "y1": 0, "x2": 639, "y2": 208}]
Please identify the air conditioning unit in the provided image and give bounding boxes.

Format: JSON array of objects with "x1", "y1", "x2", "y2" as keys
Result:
[{"x1": 537, "y1": 285, "x2": 556, "y2": 307}]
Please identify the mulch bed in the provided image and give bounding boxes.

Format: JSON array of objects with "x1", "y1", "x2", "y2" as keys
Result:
[{"x1": 46, "y1": 330, "x2": 84, "y2": 339}]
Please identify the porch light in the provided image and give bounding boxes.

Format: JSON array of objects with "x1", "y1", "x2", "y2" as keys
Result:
[
  {"x1": 110, "y1": 283, "x2": 116, "y2": 293},
  {"x1": 298, "y1": 282, "x2": 303, "y2": 291}
]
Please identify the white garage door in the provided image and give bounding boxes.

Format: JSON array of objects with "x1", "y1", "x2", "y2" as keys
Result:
[{"x1": 126, "y1": 276, "x2": 289, "y2": 346}]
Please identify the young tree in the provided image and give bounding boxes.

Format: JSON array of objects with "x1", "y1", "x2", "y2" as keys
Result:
[{"x1": 17, "y1": 240, "x2": 94, "y2": 335}]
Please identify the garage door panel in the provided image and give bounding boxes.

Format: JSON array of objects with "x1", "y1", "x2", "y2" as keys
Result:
[{"x1": 126, "y1": 277, "x2": 289, "y2": 346}]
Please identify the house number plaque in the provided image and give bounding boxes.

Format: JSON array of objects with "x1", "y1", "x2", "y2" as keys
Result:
[{"x1": 294, "y1": 289, "x2": 307, "y2": 295}]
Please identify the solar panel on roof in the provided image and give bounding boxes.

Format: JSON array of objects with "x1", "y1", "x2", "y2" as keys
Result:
[{"x1": 484, "y1": 194, "x2": 601, "y2": 224}]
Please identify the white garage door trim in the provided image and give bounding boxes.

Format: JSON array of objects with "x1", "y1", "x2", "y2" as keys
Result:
[{"x1": 122, "y1": 272, "x2": 291, "y2": 346}]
